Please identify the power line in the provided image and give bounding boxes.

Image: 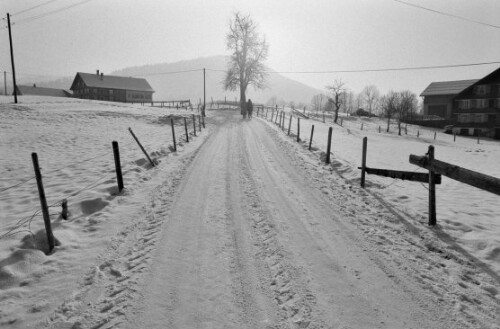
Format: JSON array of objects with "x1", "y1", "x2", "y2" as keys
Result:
[
  {"x1": 135, "y1": 69, "x2": 203, "y2": 77},
  {"x1": 393, "y1": 0, "x2": 500, "y2": 30},
  {"x1": 12, "y1": 0, "x2": 95, "y2": 26},
  {"x1": 206, "y1": 61, "x2": 500, "y2": 74},
  {"x1": 5, "y1": 60, "x2": 499, "y2": 83},
  {"x1": 11, "y1": 0, "x2": 61, "y2": 17}
]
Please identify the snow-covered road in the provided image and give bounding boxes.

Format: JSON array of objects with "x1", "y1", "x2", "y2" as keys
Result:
[
  {"x1": 129, "y1": 110, "x2": 439, "y2": 328},
  {"x1": 43, "y1": 110, "x2": 499, "y2": 329}
]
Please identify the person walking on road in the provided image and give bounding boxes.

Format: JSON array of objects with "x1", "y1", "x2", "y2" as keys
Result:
[{"x1": 247, "y1": 99, "x2": 253, "y2": 119}]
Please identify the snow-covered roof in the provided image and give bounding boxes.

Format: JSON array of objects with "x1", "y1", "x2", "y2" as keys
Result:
[
  {"x1": 420, "y1": 79, "x2": 478, "y2": 97},
  {"x1": 71, "y1": 72, "x2": 154, "y2": 92},
  {"x1": 16, "y1": 85, "x2": 72, "y2": 97}
]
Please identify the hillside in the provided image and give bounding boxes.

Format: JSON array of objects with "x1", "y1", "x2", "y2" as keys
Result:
[
  {"x1": 37, "y1": 56, "x2": 322, "y2": 105},
  {"x1": 112, "y1": 55, "x2": 322, "y2": 104}
]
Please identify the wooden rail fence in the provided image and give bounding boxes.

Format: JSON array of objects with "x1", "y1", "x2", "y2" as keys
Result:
[{"x1": 20, "y1": 115, "x2": 205, "y2": 253}]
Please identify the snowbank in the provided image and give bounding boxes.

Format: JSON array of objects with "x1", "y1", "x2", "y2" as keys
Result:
[
  {"x1": 259, "y1": 109, "x2": 500, "y2": 274},
  {"x1": 0, "y1": 96, "x2": 208, "y2": 327}
]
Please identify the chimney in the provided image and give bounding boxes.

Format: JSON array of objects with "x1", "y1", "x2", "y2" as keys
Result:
[
  {"x1": 96, "y1": 69, "x2": 99, "y2": 76},
  {"x1": 33, "y1": 83, "x2": 36, "y2": 88},
  {"x1": 100, "y1": 73, "x2": 103, "y2": 80}
]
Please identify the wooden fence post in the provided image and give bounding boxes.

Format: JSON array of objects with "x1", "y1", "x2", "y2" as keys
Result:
[
  {"x1": 326, "y1": 127, "x2": 333, "y2": 164},
  {"x1": 271, "y1": 110, "x2": 274, "y2": 122},
  {"x1": 454, "y1": 132, "x2": 456, "y2": 142},
  {"x1": 198, "y1": 115, "x2": 202, "y2": 132},
  {"x1": 170, "y1": 118, "x2": 177, "y2": 152},
  {"x1": 128, "y1": 128, "x2": 156, "y2": 167},
  {"x1": 361, "y1": 137, "x2": 367, "y2": 188},
  {"x1": 379, "y1": 126, "x2": 381, "y2": 133},
  {"x1": 361, "y1": 123, "x2": 364, "y2": 130},
  {"x1": 434, "y1": 131, "x2": 436, "y2": 140},
  {"x1": 288, "y1": 115, "x2": 292, "y2": 135},
  {"x1": 323, "y1": 111, "x2": 325, "y2": 123},
  {"x1": 201, "y1": 114, "x2": 205, "y2": 128},
  {"x1": 184, "y1": 117, "x2": 189, "y2": 143},
  {"x1": 428, "y1": 145, "x2": 437, "y2": 226},
  {"x1": 309, "y1": 125, "x2": 315, "y2": 150},
  {"x1": 192, "y1": 114, "x2": 197, "y2": 136},
  {"x1": 112, "y1": 141, "x2": 125, "y2": 191},
  {"x1": 61, "y1": 199, "x2": 68, "y2": 220},
  {"x1": 340, "y1": 118, "x2": 343, "y2": 127},
  {"x1": 31, "y1": 152, "x2": 56, "y2": 253},
  {"x1": 417, "y1": 130, "x2": 420, "y2": 138},
  {"x1": 297, "y1": 117, "x2": 301, "y2": 142}
]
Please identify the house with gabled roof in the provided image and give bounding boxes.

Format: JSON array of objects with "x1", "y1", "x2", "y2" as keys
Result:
[
  {"x1": 70, "y1": 71, "x2": 154, "y2": 103},
  {"x1": 15, "y1": 84, "x2": 72, "y2": 98},
  {"x1": 420, "y1": 67, "x2": 500, "y2": 139}
]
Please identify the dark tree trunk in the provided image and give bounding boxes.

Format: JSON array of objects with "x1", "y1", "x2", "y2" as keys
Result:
[{"x1": 240, "y1": 85, "x2": 247, "y2": 116}]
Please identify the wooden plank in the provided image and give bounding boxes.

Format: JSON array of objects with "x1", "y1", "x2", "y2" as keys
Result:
[
  {"x1": 360, "y1": 137, "x2": 367, "y2": 188},
  {"x1": 410, "y1": 154, "x2": 500, "y2": 195},
  {"x1": 357, "y1": 166, "x2": 441, "y2": 184},
  {"x1": 427, "y1": 146, "x2": 437, "y2": 225}
]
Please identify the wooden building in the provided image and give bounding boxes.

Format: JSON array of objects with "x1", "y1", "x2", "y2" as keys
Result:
[
  {"x1": 70, "y1": 71, "x2": 154, "y2": 102},
  {"x1": 421, "y1": 67, "x2": 500, "y2": 139},
  {"x1": 15, "y1": 84, "x2": 72, "y2": 98}
]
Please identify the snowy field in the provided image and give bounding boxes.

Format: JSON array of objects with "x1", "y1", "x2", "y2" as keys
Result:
[
  {"x1": 0, "y1": 97, "x2": 499, "y2": 328},
  {"x1": 0, "y1": 96, "x2": 208, "y2": 327},
  {"x1": 259, "y1": 108, "x2": 500, "y2": 274}
]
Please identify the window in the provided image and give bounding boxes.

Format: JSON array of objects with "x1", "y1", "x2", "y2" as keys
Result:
[
  {"x1": 496, "y1": 99, "x2": 500, "y2": 109},
  {"x1": 93, "y1": 89, "x2": 97, "y2": 94},
  {"x1": 474, "y1": 99, "x2": 488, "y2": 109},
  {"x1": 458, "y1": 114, "x2": 470, "y2": 123},
  {"x1": 458, "y1": 100, "x2": 470, "y2": 109},
  {"x1": 474, "y1": 114, "x2": 486, "y2": 123},
  {"x1": 474, "y1": 85, "x2": 490, "y2": 96},
  {"x1": 109, "y1": 90, "x2": 113, "y2": 95}
]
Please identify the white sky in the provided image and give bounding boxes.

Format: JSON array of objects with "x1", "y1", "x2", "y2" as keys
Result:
[{"x1": 1, "y1": 0, "x2": 499, "y2": 96}]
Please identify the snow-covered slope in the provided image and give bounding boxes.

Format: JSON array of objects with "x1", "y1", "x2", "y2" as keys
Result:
[{"x1": 0, "y1": 98, "x2": 499, "y2": 328}]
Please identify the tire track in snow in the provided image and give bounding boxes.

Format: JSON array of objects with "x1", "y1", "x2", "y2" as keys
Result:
[
  {"x1": 254, "y1": 115, "x2": 500, "y2": 328},
  {"x1": 237, "y1": 117, "x2": 464, "y2": 328},
  {"x1": 40, "y1": 128, "x2": 211, "y2": 329},
  {"x1": 124, "y1": 116, "x2": 276, "y2": 328}
]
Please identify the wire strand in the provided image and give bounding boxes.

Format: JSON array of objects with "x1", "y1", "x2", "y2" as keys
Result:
[
  {"x1": 11, "y1": 0, "x2": 61, "y2": 17},
  {"x1": 13, "y1": 0, "x2": 95, "y2": 26},
  {"x1": 393, "y1": 0, "x2": 500, "y2": 30},
  {"x1": 0, "y1": 176, "x2": 36, "y2": 193}
]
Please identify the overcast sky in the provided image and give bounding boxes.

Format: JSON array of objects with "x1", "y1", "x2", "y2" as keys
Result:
[{"x1": 1, "y1": 0, "x2": 499, "y2": 96}]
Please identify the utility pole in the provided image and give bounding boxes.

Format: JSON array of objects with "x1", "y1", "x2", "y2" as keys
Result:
[
  {"x1": 203, "y1": 68, "x2": 206, "y2": 117},
  {"x1": 7, "y1": 13, "x2": 18, "y2": 103}
]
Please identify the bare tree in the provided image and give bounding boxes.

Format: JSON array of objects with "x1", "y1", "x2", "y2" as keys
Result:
[
  {"x1": 326, "y1": 79, "x2": 345, "y2": 123},
  {"x1": 355, "y1": 93, "x2": 364, "y2": 113},
  {"x1": 397, "y1": 90, "x2": 418, "y2": 135},
  {"x1": 362, "y1": 85, "x2": 380, "y2": 115},
  {"x1": 266, "y1": 95, "x2": 277, "y2": 107},
  {"x1": 310, "y1": 94, "x2": 326, "y2": 113},
  {"x1": 380, "y1": 91, "x2": 399, "y2": 132},
  {"x1": 341, "y1": 90, "x2": 355, "y2": 115},
  {"x1": 224, "y1": 13, "x2": 269, "y2": 113}
]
